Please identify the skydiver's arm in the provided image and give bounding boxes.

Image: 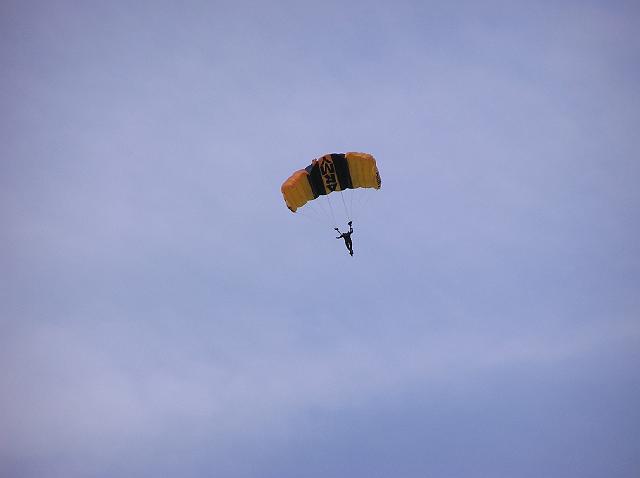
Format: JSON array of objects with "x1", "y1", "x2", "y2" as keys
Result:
[{"x1": 349, "y1": 225, "x2": 353, "y2": 233}]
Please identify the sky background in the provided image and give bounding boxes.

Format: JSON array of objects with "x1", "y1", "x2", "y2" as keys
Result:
[{"x1": 2, "y1": 1, "x2": 639, "y2": 477}]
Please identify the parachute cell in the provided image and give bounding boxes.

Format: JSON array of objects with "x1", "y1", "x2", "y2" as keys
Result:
[{"x1": 281, "y1": 152, "x2": 381, "y2": 212}]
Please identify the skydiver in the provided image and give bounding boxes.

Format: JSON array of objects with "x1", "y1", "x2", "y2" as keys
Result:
[{"x1": 335, "y1": 221, "x2": 354, "y2": 256}]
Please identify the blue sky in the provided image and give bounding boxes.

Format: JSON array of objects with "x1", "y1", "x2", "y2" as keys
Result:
[{"x1": 2, "y1": 1, "x2": 639, "y2": 477}]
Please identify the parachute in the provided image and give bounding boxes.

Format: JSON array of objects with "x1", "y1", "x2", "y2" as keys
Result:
[{"x1": 281, "y1": 152, "x2": 381, "y2": 212}]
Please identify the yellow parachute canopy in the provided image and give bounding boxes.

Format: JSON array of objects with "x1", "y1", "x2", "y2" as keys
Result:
[{"x1": 281, "y1": 152, "x2": 381, "y2": 212}]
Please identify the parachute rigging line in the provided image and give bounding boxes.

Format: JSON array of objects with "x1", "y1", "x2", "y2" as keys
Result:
[
  {"x1": 326, "y1": 193, "x2": 338, "y2": 228},
  {"x1": 339, "y1": 190, "x2": 351, "y2": 221}
]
